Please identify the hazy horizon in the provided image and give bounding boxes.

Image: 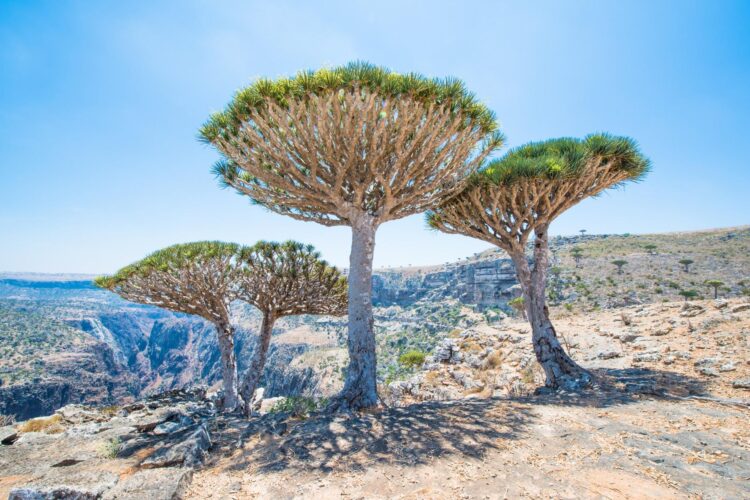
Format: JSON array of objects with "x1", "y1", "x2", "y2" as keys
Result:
[{"x1": 2, "y1": 1, "x2": 749, "y2": 273}]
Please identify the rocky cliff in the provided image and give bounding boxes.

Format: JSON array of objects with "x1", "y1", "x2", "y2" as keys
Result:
[{"x1": 373, "y1": 256, "x2": 521, "y2": 309}]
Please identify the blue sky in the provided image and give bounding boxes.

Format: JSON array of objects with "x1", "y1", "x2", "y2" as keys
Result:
[{"x1": 1, "y1": 0, "x2": 748, "y2": 273}]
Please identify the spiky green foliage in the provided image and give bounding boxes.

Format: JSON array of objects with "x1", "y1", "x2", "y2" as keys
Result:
[
  {"x1": 200, "y1": 61, "x2": 499, "y2": 143},
  {"x1": 201, "y1": 61, "x2": 503, "y2": 228},
  {"x1": 398, "y1": 350, "x2": 426, "y2": 369},
  {"x1": 427, "y1": 134, "x2": 649, "y2": 250},
  {"x1": 612, "y1": 260, "x2": 628, "y2": 274},
  {"x1": 679, "y1": 289, "x2": 700, "y2": 301},
  {"x1": 474, "y1": 134, "x2": 649, "y2": 187},
  {"x1": 94, "y1": 241, "x2": 242, "y2": 323},
  {"x1": 238, "y1": 241, "x2": 347, "y2": 317}
]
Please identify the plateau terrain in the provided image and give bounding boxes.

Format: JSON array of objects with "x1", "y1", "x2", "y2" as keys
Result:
[{"x1": 1, "y1": 226, "x2": 749, "y2": 498}]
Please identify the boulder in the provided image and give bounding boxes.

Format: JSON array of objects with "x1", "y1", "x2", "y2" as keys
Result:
[
  {"x1": 153, "y1": 415, "x2": 194, "y2": 436},
  {"x1": 259, "y1": 397, "x2": 286, "y2": 415},
  {"x1": 1, "y1": 424, "x2": 18, "y2": 445},
  {"x1": 102, "y1": 468, "x2": 193, "y2": 500},
  {"x1": 433, "y1": 338, "x2": 463, "y2": 364},
  {"x1": 141, "y1": 424, "x2": 211, "y2": 469},
  {"x1": 680, "y1": 304, "x2": 705, "y2": 318},
  {"x1": 732, "y1": 379, "x2": 750, "y2": 390},
  {"x1": 719, "y1": 362, "x2": 737, "y2": 372},
  {"x1": 132, "y1": 408, "x2": 181, "y2": 433},
  {"x1": 596, "y1": 350, "x2": 622, "y2": 360},
  {"x1": 633, "y1": 352, "x2": 661, "y2": 363},
  {"x1": 731, "y1": 304, "x2": 750, "y2": 314},
  {"x1": 55, "y1": 405, "x2": 106, "y2": 425}
]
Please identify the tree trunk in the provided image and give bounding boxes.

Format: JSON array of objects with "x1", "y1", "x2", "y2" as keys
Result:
[
  {"x1": 334, "y1": 218, "x2": 379, "y2": 411},
  {"x1": 240, "y1": 311, "x2": 274, "y2": 415},
  {"x1": 510, "y1": 228, "x2": 590, "y2": 391},
  {"x1": 215, "y1": 322, "x2": 240, "y2": 411}
]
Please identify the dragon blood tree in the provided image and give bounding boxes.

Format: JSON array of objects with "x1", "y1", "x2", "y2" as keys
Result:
[
  {"x1": 429, "y1": 135, "x2": 649, "y2": 390},
  {"x1": 95, "y1": 242, "x2": 244, "y2": 410},
  {"x1": 200, "y1": 62, "x2": 502, "y2": 410},
  {"x1": 236, "y1": 241, "x2": 347, "y2": 415}
]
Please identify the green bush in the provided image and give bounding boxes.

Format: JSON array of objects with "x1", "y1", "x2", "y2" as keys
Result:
[
  {"x1": 268, "y1": 397, "x2": 323, "y2": 419},
  {"x1": 98, "y1": 437, "x2": 121, "y2": 459},
  {"x1": 398, "y1": 350, "x2": 426, "y2": 369}
]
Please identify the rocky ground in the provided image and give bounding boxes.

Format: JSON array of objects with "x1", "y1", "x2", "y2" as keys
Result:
[{"x1": 1, "y1": 297, "x2": 748, "y2": 499}]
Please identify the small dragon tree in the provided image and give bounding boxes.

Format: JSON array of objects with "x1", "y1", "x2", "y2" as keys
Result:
[
  {"x1": 679, "y1": 258, "x2": 694, "y2": 273},
  {"x1": 95, "y1": 242, "x2": 244, "y2": 410},
  {"x1": 200, "y1": 62, "x2": 502, "y2": 410},
  {"x1": 236, "y1": 241, "x2": 347, "y2": 414},
  {"x1": 705, "y1": 280, "x2": 724, "y2": 299},
  {"x1": 570, "y1": 247, "x2": 584, "y2": 268},
  {"x1": 612, "y1": 259, "x2": 628, "y2": 275},
  {"x1": 429, "y1": 135, "x2": 649, "y2": 390}
]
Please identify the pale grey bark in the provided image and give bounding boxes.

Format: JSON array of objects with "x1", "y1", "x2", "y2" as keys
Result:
[
  {"x1": 215, "y1": 322, "x2": 240, "y2": 411},
  {"x1": 510, "y1": 228, "x2": 590, "y2": 390},
  {"x1": 335, "y1": 218, "x2": 379, "y2": 410},
  {"x1": 239, "y1": 312, "x2": 274, "y2": 415}
]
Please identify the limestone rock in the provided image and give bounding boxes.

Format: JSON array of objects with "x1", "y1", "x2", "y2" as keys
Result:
[
  {"x1": 731, "y1": 304, "x2": 750, "y2": 314},
  {"x1": 102, "y1": 468, "x2": 193, "y2": 500},
  {"x1": 433, "y1": 338, "x2": 463, "y2": 364},
  {"x1": 633, "y1": 352, "x2": 661, "y2": 363},
  {"x1": 680, "y1": 303, "x2": 705, "y2": 318},
  {"x1": 141, "y1": 424, "x2": 211, "y2": 469},
  {"x1": 9, "y1": 471, "x2": 118, "y2": 500},
  {"x1": 1, "y1": 424, "x2": 18, "y2": 445}
]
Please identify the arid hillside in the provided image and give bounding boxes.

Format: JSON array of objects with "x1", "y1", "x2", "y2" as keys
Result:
[{"x1": 1, "y1": 297, "x2": 748, "y2": 498}]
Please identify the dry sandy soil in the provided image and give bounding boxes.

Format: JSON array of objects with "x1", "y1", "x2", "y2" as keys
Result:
[{"x1": 186, "y1": 298, "x2": 750, "y2": 499}]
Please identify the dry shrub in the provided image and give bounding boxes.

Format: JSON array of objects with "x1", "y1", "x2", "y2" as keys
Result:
[
  {"x1": 620, "y1": 312, "x2": 633, "y2": 326},
  {"x1": 482, "y1": 350, "x2": 504, "y2": 370},
  {"x1": 19, "y1": 414, "x2": 64, "y2": 434},
  {"x1": 100, "y1": 405, "x2": 120, "y2": 417},
  {"x1": 460, "y1": 340, "x2": 482, "y2": 353}
]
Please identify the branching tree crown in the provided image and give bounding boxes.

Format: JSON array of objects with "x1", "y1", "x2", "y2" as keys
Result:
[
  {"x1": 238, "y1": 241, "x2": 348, "y2": 318},
  {"x1": 200, "y1": 61, "x2": 503, "y2": 227},
  {"x1": 95, "y1": 241, "x2": 242, "y2": 324},
  {"x1": 428, "y1": 134, "x2": 650, "y2": 250},
  {"x1": 95, "y1": 241, "x2": 244, "y2": 410}
]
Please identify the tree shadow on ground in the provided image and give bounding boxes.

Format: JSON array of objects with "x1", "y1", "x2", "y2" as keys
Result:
[
  {"x1": 510, "y1": 367, "x2": 713, "y2": 409},
  {"x1": 223, "y1": 397, "x2": 534, "y2": 474},
  {"x1": 211, "y1": 367, "x2": 718, "y2": 475}
]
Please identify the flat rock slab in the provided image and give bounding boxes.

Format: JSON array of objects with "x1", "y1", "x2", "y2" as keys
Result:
[
  {"x1": 141, "y1": 425, "x2": 211, "y2": 469},
  {"x1": 1, "y1": 425, "x2": 18, "y2": 445},
  {"x1": 9, "y1": 470, "x2": 118, "y2": 500},
  {"x1": 103, "y1": 468, "x2": 193, "y2": 500}
]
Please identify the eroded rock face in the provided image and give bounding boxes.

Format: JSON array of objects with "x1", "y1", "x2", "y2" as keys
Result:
[{"x1": 372, "y1": 257, "x2": 520, "y2": 309}]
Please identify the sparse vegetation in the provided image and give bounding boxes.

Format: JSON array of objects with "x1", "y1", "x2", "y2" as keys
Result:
[
  {"x1": 679, "y1": 289, "x2": 699, "y2": 301},
  {"x1": 398, "y1": 350, "x2": 426, "y2": 369},
  {"x1": 97, "y1": 437, "x2": 121, "y2": 459},
  {"x1": 268, "y1": 396, "x2": 324, "y2": 419}
]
